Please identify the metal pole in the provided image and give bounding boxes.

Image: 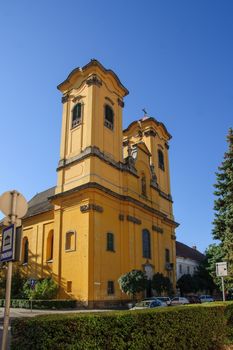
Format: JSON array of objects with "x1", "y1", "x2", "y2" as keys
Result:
[
  {"x1": 222, "y1": 276, "x2": 225, "y2": 302},
  {"x1": 1, "y1": 261, "x2": 13, "y2": 350},
  {"x1": 1, "y1": 191, "x2": 17, "y2": 350}
]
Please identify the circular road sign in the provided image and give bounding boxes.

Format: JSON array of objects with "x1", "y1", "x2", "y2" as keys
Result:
[{"x1": 0, "y1": 190, "x2": 28, "y2": 218}]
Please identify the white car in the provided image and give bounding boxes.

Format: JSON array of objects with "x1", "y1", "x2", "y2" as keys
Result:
[
  {"x1": 199, "y1": 295, "x2": 214, "y2": 303},
  {"x1": 171, "y1": 297, "x2": 189, "y2": 305}
]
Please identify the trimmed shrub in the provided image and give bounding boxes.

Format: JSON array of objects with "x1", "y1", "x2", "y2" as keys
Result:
[
  {"x1": 0, "y1": 299, "x2": 76, "y2": 309},
  {"x1": 11, "y1": 304, "x2": 226, "y2": 350},
  {"x1": 223, "y1": 301, "x2": 233, "y2": 343}
]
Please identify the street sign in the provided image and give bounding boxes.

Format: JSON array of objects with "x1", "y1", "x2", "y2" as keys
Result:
[
  {"x1": 30, "y1": 279, "x2": 37, "y2": 289},
  {"x1": 0, "y1": 225, "x2": 15, "y2": 262},
  {"x1": 216, "y1": 262, "x2": 228, "y2": 277},
  {"x1": 0, "y1": 191, "x2": 28, "y2": 219}
]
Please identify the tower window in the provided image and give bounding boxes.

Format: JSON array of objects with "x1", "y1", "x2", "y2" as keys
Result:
[
  {"x1": 141, "y1": 174, "x2": 147, "y2": 197},
  {"x1": 158, "y1": 150, "x2": 165, "y2": 171},
  {"x1": 65, "y1": 231, "x2": 76, "y2": 251},
  {"x1": 142, "y1": 229, "x2": 151, "y2": 259},
  {"x1": 107, "y1": 281, "x2": 115, "y2": 295},
  {"x1": 22, "y1": 237, "x2": 29, "y2": 264},
  {"x1": 106, "y1": 232, "x2": 115, "y2": 252},
  {"x1": 46, "y1": 230, "x2": 54, "y2": 261},
  {"x1": 165, "y1": 248, "x2": 170, "y2": 263},
  {"x1": 104, "y1": 105, "x2": 114, "y2": 130},
  {"x1": 72, "y1": 103, "x2": 82, "y2": 128}
]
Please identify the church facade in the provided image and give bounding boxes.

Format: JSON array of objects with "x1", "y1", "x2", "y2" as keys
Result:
[{"x1": 18, "y1": 60, "x2": 178, "y2": 307}]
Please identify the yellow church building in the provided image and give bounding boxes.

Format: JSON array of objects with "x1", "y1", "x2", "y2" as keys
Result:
[{"x1": 15, "y1": 60, "x2": 178, "y2": 307}]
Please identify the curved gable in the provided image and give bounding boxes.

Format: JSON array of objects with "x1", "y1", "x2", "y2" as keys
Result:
[{"x1": 57, "y1": 59, "x2": 129, "y2": 96}]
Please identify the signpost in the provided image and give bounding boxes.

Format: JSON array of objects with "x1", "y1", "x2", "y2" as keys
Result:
[
  {"x1": 0, "y1": 190, "x2": 28, "y2": 350},
  {"x1": 216, "y1": 262, "x2": 228, "y2": 302}
]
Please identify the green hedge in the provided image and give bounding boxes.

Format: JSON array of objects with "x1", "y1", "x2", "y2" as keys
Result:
[
  {"x1": 0, "y1": 299, "x2": 76, "y2": 309},
  {"x1": 11, "y1": 304, "x2": 226, "y2": 350}
]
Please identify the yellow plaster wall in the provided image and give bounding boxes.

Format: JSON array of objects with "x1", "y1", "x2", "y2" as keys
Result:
[{"x1": 13, "y1": 61, "x2": 177, "y2": 304}]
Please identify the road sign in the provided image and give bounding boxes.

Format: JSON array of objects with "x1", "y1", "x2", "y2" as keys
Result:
[
  {"x1": 0, "y1": 225, "x2": 15, "y2": 262},
  {"x1": 216, "y1": 262, "x2": 228, "y2": 277},
  {"x1": 0, "y1": 190, "x2": 28, "y2": 219}
]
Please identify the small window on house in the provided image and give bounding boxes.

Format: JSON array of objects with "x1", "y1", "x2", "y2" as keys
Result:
[
  {"x1": 158, "y1": 150, "x2": 165, "y2": 171},
  {"x1": 165, "y1": 248, "x2": 170, "y2": 263},
  {"x1": 142, "y1": 229, "x2": 151, "y2": 259},
  {"x1": 107, "y1": 281, "x2": 115, "y2": 295},
  {"x1": 22, "y1": 237, "x2": 29, "y2": 264},
  {"x1": 67, "y1": 281, "x2": 72, "y2": 293},
  {"x1": 107, "y1": 232, "x2": 115, "y2": 251},
  {"x1": 46, "y1": 230, "x2": 54, "y2": 261},
  {"x1": 141, "y1": 174, "x2": 147, "y2": 197},
  {"x1": 179, "y1": 264, "x2": 182, "y2": 274},
  {"x1": 104, "y1": 105, "x2": 114, "y2": 130},
  {"x1": 65, "y1": 231, "x2": 76, "y2": 251},
  {"x1": 187, "y1": 266, "x2": 190, "y2": 274},
  {"x1": 72, "y1": 103, "x2": 82, "y2": 128}
]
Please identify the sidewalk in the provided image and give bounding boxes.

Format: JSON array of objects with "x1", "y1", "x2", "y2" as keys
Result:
[{"x1": 0, "y1": 307, "x2": 113, "y2": 319}]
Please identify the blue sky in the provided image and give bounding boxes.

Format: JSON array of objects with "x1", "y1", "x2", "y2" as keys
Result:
[{"x1": 0, "y1": 1, "x2": 232, "y2": 252}]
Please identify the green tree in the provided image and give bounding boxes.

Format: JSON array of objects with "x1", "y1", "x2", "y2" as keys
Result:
[
  {"x1": 177, "y1": 274, "x2": 198, "y2": 295},
  {"x1": 151, "y1": 273, "x2": 173, "y2": 296},
  {"x1": 118, "y1": 269, "x2": 147, "y2": 301},
  {"x1": 23, "y1": 278, "x2": 58, "y2": 300},
  {"x1": 212, "y1": 128, "x2": 233, "y2": 291},
  {"x1": 0, "y1": 268, "x2": 26, "y2": 299},
  {"x1": 11, "y1": 269, "x2": 26, "y2": 299},
  {"x1": 203, "y1": 244, "x2": 224, "y2": 291},
  {"x1": 193, "y1": 258, "x2": 217, "y2": 294}
]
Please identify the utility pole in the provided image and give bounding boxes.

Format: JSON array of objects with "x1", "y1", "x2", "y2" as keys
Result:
[{"x1": 0, "y1": 190, "x2": 28, "y2": 350}]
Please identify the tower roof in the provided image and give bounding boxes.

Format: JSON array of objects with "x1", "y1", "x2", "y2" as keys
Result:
[
  {"x1": 57, "y1": 59, "x2": 129, "y2": 96},
  {"x1": 123, "y1": 117, "x2": 172, "y2": 140}
]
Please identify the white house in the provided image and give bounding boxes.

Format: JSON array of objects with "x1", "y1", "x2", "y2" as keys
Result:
[{"x1": 176, "y1": 241, "x2": 205, "y2": 281}]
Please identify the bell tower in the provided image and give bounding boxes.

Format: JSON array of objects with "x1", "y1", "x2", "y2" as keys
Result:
[{"x1": 56, "y1": 60, "x2": 129, "y2": 194}]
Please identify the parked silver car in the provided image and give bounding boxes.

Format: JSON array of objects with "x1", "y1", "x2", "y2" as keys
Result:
[
  {"x1": 171, "y1": 297, "x2": 189, "y2": 305},
  {"x1": 130, "y1": 299, "x2": 164, "y2": 310},
  {"x1": 199, "y1": 295, "x2": 214, "y2": 303},
  {"x1": 143, "y1": 297, "x2": 168, "y2": 306},
  {"x1": 156, "y1": 297, "x2": 172, "y2": 306}
]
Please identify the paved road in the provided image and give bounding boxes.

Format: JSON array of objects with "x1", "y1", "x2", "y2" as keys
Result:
[{"x1": 0, "y1": 307, "x2": 113, "y2": 318}]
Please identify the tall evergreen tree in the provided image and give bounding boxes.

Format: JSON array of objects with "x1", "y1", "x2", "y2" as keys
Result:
[{"x1": 213, "y1": 128, "x2": 233, "y2": 289}]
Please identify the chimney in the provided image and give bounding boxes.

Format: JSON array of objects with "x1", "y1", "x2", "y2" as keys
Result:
[{"x1": 192, "y1": 245, "x2": 197, "y2": 250}]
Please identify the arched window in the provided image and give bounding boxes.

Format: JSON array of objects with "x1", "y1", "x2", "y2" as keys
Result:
[
  {"x1": 72, "y1": 103, "x2": 82, "y2": 128},
  {"x1": 46, "y1": 230, "x2": 54, "y2": 261},
  {"x1": 106, "y1": 232, "x2": 114, "y2": 251},
  {"x1": 158, "y1": 150, "x2": 165, "y2": 171},
  {"x1": 142, "y1": 229, "x2": 151, "y2": 259},
  {"x1": 65, "y1": 231, "x2": 76, "y2": 251},
  {"x1": 22, "y1": 237, "x2": 29, "y2": 264},
  {"x1": 141, "y1": 174, "x2": 147, "y2": 197},
  {"x1": 104, "y1": 105, "x2": 114, "y2": 130}
]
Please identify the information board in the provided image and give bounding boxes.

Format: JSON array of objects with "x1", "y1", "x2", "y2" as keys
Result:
[
  {"x1": 0, "y1": 225, "x2": 15, "y2": 262},
  {"x1": 216, "y1": 262, "x2": 228, "y2": 277}
]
